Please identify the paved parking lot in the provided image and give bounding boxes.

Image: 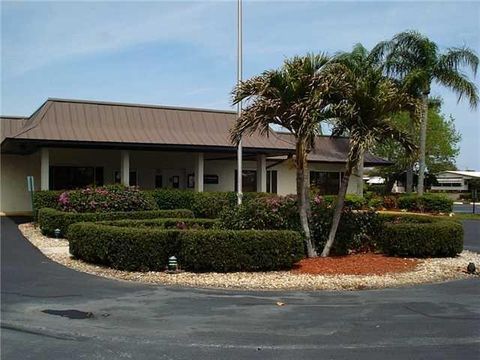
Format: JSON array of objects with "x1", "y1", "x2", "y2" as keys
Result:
[{"x1": 1, "y1": 216, "x2": 479, "y2": 360}]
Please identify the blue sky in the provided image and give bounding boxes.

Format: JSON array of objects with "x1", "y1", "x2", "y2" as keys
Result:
[{"x1": 2, "y1": 0, "x2": 479, "y2": 169}]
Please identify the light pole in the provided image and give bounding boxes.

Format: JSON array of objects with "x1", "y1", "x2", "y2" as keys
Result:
[{"x1": 236, "y1": 0, "x2": 243, "y2": 205}]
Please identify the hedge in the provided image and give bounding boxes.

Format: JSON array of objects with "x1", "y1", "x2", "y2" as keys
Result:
[
  {"x1": 149, "y1": 190, "x2": 269, "y2": 218},
  {"x1": 98, "y1": 218, "x2": 219, "y2": 229},
  {"x1": 38, "y1": 208, "x2": 194, "y2": 237},
  {"x1": 67, "y1": 223, "x2": 304, "y2": 272},
  {"x1": 380, "y1": 220, "x2": 463, "y2": 258},
  {"x1": 32, "y1": 191, "x2": 62, "y2": 219},
  {"x1": 398, "y1": 194, "x2": 453, "y2": 213}
]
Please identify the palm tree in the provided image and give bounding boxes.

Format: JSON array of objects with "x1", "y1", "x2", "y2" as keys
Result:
[
  {"x1": 320, "y1": 44, "x2": 418, "y2": 257},
  {"x1": 230, "y1": 54, "x2": 346, "y2": 258},
  {"x1": 372, "y1": 31, "x2": 479, "y2": 195}
]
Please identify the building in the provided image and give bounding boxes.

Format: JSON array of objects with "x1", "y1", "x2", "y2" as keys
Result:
[
  {"x1": 432, "y1": 170, "x2": 480, "y2": 192},
  {"x1": 1, "y1": 98, "x2": 389, "y2": 215}
]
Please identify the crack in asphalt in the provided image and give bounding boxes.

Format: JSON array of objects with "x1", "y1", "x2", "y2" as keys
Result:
[{"x1": 404, "y1": 305, "x2": 480, "y2": 320}]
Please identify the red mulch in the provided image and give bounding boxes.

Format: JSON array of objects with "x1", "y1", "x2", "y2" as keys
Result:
[{"x1": 292, "y1": 253, "x2": 420, "y2": 275}]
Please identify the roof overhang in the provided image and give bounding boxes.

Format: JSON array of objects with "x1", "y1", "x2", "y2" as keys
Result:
[{"x1": 1, "y1": 138, "x2": 294, "y2": 157}]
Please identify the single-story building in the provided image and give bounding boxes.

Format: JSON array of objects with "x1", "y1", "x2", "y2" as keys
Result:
[
  {"x1": 432, "y1": 170, "x2": 480, "y2": 192},
  {"x1": 1, "y1": 98, "x2": 389, "y2": 215}
]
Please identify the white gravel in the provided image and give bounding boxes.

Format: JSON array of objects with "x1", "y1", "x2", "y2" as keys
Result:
[{"x1": 19, "y1": 222, "x2": 480, "y2": 291}]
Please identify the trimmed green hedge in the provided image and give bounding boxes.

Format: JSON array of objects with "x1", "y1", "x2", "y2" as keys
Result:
[
  {"x1": 99, "y1": 218, "x2": 219, "y2": 229},
  {"x1": 149, "y1": 190, "x2": 269, "y2": 218},
  {"x1": 379, "y1": 216, "x2": 463, "y2": 257},
  {"x1": 398, "y1": 194, "x2": 453, "y2": 213},
  {"x1": 67, "y1": 223, "x2": 304, "y2": 272},
  {"x1": 38, "y1": 208, "x2": 194, "y2": 237},
  {"x1": 32, "y1": 191, "x2": 62, "y2": 219}
]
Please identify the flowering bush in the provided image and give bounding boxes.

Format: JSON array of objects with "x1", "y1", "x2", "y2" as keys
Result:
[
  {"x1": 310, "y1": 197, "x2": 381, "y2": 255},
  {"x1": 219, "y1": 194, "x2": 380, "y2": 255},
  {"x1": 218, "y1": 195, "x2": 299, "y2": 231},
  {"x1": 57, "y1": 185, "x2": 158, "y2": 213}
]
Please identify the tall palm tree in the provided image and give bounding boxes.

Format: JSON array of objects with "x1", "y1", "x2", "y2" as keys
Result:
[
  {"x1": 372, "y1": 31, "x2": 479, "y2": 195},
  {"x1": 230, "y1": 54, "x2": 345, "y2": 258},
  {"x1": 321, "y1": 45, "x2": 418, "y2": 257}
]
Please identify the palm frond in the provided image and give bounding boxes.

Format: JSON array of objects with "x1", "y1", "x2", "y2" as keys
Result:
[
  {"x1": 434, "y1": 68, "x2": 479, "y2": 108},
  {"x1": 437, "y1": 47, "x2": 479, "y2": 76}
]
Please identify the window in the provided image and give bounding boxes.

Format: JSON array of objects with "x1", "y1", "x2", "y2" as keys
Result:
[
  {"x1": 310, "y1": 171, "x2": 342, "y2": 195},
  {"x1": 49, "y1": 166, "x2": 103, "y2": 190},
  {"x1": 114, "y1": 170, "x2": 138, "y2": 186},
  {"x1": 267, "y1": 170, "x2": 277, "y2": 193},
  {"x1": 234, "y1": 170, "x2": 257, "y2": 192}
]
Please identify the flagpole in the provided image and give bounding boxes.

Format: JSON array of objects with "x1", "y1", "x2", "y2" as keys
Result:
[{"x1": 236, "y1": 0, "x2": 243, "y2": 205}]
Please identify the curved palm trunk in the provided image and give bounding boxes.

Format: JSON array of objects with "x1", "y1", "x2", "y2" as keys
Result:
[
  {"x1": 321, "y1": 164, "x2": 353, "y2": 257},
  {"x1": 417, "y1": 93, "x2": 429, "y2": 195},
  {"x1": 296, "y1": 140, "x2": 317, "y2": 258}
]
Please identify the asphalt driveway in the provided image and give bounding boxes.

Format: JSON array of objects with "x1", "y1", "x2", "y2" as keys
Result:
[{"x1": 1, "y1": 216, "x2": 479, "y2": 359}]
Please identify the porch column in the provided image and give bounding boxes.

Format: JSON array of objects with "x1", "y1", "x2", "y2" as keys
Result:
[
  {"x1": 195, "y1": 152, "x2": 204, "y2": 192},
  {"x1": 256, "y1": 154, "x2": 267, "y2": 192},
  {"x1": 40, "y1": 148, "x2": 49, "y2": 190},
  {"x1": 121, "y1": 150, "x2": 130, "y2": 186}
]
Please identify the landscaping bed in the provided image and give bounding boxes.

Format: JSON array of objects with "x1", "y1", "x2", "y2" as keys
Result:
[
  {"x1": 292, "y1": 254, "x2": 419, "y2": 275},
  {"x1": 19, "y1": 223, "x2": 480, "y2": 291}
]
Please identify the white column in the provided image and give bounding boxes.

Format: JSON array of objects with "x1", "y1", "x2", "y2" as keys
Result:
[
  {"x1": 40, "y1": 148, "x2": 49, "y2": 190},
  {"x1": 256, "y1": 154, "x2": 267, "y2": 192},
  {"x1": 121, "y1": 150, "x2": 130, "y2": 186},
  {"x1": 195, "y1": 152, "x2": 204, "y2": 192}
]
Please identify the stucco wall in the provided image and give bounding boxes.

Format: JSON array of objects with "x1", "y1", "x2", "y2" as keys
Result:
[
  {"x1": 1, "y1": 148, "x2": 363, "y2": 214},
  {"x1": 1, "y1": 153, "x2": 40, "y2": 215}
]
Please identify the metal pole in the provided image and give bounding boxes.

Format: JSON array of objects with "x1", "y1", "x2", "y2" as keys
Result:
[{"x1": 236, "y1": 0, "x2": 243, "y2": 205}]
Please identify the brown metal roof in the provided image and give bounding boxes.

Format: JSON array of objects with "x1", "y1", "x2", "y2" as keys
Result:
[
  {"x1": 4, "y1": 98, "x2": 291, "y2": 152},
  {"x1": 1, "y1": 98, "x2": 389, "y2": 166},
  {"x1": 274, "y1": 133, "x2": 391, "y2": 166},
  {"x1": 1, "y1": 116, "x2": 28, "y2": 143}
]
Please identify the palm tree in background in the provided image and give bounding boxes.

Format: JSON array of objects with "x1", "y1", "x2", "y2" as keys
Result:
[
  {"x1": 372, "y1": 31, "x2": 479, "y2": 195},
  {"x1": 321, "y1": 44, "x2": 418, "y2": 257},
  {"x1": 230, "y1": 54, "x2": 346, "y2": 258}
]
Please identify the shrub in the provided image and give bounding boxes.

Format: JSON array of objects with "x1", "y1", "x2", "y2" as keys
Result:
[
  {"x1": 309, "y1": 205, "x2": 382, "y2": 255},
  {"x1": 421, "y1": 194, "x2": 454, "y2": 213},
  {"x1": 218, "y1": 195, "x2": 299, "y2": 231},
  {"x1": 150, "y1": 190, "x2": 268, "y2": 218},
  {"x1": 379, "y1": 220, "x2": 463, "y2": 257},
  {"x1": 148, "y1": 189, "x2": 196, "y2": 211},
  {"x1": 316, "y1": 194, "x2": 366, "y2": 210},
  {"x1": 68, "y1": 223, "x2": 182, "y2": 271},
  {"x1": 398, "y1": 194, "x2": 453, "y2": 213},
  {"x1": 219, "y1": 194, "x2": 380, "y2": 255},
  {"x1": 378, "y1": 212, "x2": 451, "y2": 224},
  {"x1": 180, "y1": 229, "x2": 304, "y2": 272},
  {"x1": 191, "y1": 192, "x2": 235, "y2": 218},
  {"x1": 32, "y1": 191, "x2": 62, "y2": 219},
  {"x1": 382, "y1": 195, "x2": 399, "y2": 210},
  {"x1": 99, "y1": 218, "x2": 218, "y2": 229},
  {"x1": 58, "y1": 185, "x2": 157, "y2": 213},
  {"x1": 67, "y1": 223, "x2": 304, "y2": 272},
  {"x1": 38, "y1": 208, "x2": 194, "y2": 237}
]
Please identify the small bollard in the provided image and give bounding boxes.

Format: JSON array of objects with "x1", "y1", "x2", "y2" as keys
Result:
[
  {"x1": 54, "y1": 228, "x2": 61, "y2": 239},
  {"x1": 168, "y1": 256, "x2": 178, "y2": 271}
]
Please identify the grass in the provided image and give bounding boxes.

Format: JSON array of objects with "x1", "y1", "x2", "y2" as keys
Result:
[{"x1": 448, "y1": 213, "x2": 480, "y2": 221}]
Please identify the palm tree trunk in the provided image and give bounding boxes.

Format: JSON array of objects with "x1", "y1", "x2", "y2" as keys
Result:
[
  {"x1": 406, "y1": 167, "x2": 413, "y2": 193},
  {"x1": 417, "y1": 92, "x2": 429, "y2": 195},
  {"x1": 321, "y1": 164, "x2": 353, "y2": 257},
  {"x1": 296, "y1": 140, "x2": 317, "y2": 258}
]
